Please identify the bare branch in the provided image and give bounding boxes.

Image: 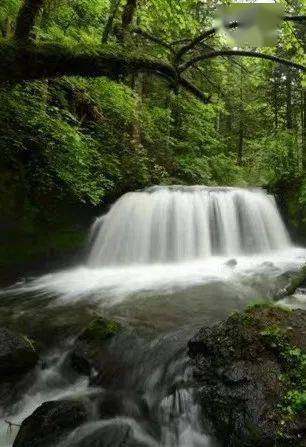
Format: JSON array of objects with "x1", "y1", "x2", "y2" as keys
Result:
[
  {"x1": 15, "y1": 0, "x2": 45, "y2": 41},
  {"x1": 179, "y1": 77, "x2": 211, "y2": 103},
  {"x1": 170, "y1": 38, "x2": 191, "y2": 46},
  {"x1": 284, "y1": 15, "x2": 306, "y2": 22},
  {"x1": 195, "y1": 67, "x2": 222, "y2": 93},
  {"x1": 175, "y1": 27, "x2": 218, "y2": 62},
  {"x1": 176, "y1": 15, "x2": 306, "y2": 62},
  {"x1": 133, "y1": 27, "x2": 173, "y2": 52},
  {"x1": 199, "y1": 43, "x2": 251, "y2": 74},
  {"x1": 180, "y1": 50, "x2": 305, "y2": 73}
]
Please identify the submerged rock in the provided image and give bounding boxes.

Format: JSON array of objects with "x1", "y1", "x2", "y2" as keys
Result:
[
  {"x1": 188, "y1": 305, "x2": 306, "y2": 446},
  {"x1": 0, "y1": 327, "x2": 38, "y2": 376},
  {"x1": 13, "y1": 400, "x2": 88, "y2": 447},
  {"x1": 70, "y1": 317, "x2": 122, "y2": 376},
  {"x1": 68, "y1": 421, "x2": 150, "y2": 447}
]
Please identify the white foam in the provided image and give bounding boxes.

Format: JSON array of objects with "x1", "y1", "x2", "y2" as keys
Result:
[{"x1": 3, "y1": 248, "x2": 305, "y2": 307}]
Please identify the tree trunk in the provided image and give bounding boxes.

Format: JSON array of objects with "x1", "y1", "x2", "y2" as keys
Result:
[
  {"x1": 237, "y1": 66, "x2": 244, "y2": 165},
  {"x1": 131, "y1": 73, "x2": 144, "y2": 146},
  {"x1": 286, "y1": 70, "x2": 293, "y2": 129},
  {"x1": 122, "y1": 0, "x2": 138, "y2": 41},
  {"x1": 273, "y1": 80, "x2": 278, "y2": 129},
  {"x1": 122, "y1": 0, "x2": 137, "y2": 29},
  {"x1": 302, "y1": 87, "x2": 306, "y2": 169},
  {"x1": 102, "y1": 0, "x2": 121, "y2": 43},
  {"x1": 237, "y1": 125, "x2": 243, "y2": 165},
  {"x1": 15, "y1": 0, "x2": 45, "y2": 41}
]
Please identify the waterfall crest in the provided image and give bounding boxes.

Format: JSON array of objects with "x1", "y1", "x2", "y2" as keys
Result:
[{"x1": 88, "y1": 186, "x2": 290, "y2": 266}]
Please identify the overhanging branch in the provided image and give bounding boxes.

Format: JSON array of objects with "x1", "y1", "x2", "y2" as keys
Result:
[
  {"x1": 176, "y1": 27, "x2": 217, "y2": 62},
  {"x1": 284, "y1": 15, "x2": 306, "y2": 22},
  {"x1": 0, "y1": 42, "x2": 210, "y2": 104},
  {"x1": 176, "y1": 15, "x2": 306, "y2": 62},
  {"x1": 132, "y1": 27, "x2": 173, "y2": 52},
  {"x1": 180, "y1": 50, "x2": 305, "y2": 73},
  {"x1": 179, "y1": 77, "x2": 210, "y2": 103},
  {"x1": 0, "y1": 42, "x2": 176, "y2": 82}
]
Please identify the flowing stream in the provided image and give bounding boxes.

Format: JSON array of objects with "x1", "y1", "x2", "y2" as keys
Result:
[{"x1": 0, "y1": 186, "x2": 305, "y2": 447}]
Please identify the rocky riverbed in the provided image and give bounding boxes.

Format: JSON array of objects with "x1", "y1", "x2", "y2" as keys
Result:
[{"x1": 2, "y1": 303, "x2": 305, "y2": 447}]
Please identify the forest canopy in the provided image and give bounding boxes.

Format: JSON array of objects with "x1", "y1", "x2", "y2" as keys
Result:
[{"x1": 0, "y1": 0, "x2": 305, "y2": 261}]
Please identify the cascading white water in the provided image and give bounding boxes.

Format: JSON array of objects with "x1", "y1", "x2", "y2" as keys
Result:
[{"x1": 88, "y1": 186, "x2": 290, "y2": 266}]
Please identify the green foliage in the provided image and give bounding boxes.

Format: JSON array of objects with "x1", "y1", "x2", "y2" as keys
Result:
[
  {"x1": 285, "y1": 390, "x2": 306, "y2": 413},
  {"x1": 246, "y1": 302, "x2": 292, "y2": 313},
  {"x1": 209, "y1": 154, "x2": 247, "y2": 186},
  {"x1": 259, "y1": 131, "x2": 302, "y2": 187},
  {"x1": 0, "y1": 0, "x2": 305, "y2": 260},
  {"x1": 261, "y1": 325, "x2": 306, "y2": 417},
  {"x1": 0, "y1": 81, "x2": 118, "y2": 205}
]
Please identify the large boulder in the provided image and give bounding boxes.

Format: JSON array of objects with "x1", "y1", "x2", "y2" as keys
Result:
[
  {"x1": 188, "y1": 305, "x2": 306, "y2": 447},
  {"x1": 0, "y1": 327, "x2": 38, "y2": 376},
  {"x1": 13, "y1": 400, "x2": 88, "y2": 447},
  {"x1": 70, "y1": 317, "x2": 122, "y2": 376}
]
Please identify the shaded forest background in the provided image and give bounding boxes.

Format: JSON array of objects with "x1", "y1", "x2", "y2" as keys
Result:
[{"x1": 0, "y1": 0, "x2": 305, "y2": 276}]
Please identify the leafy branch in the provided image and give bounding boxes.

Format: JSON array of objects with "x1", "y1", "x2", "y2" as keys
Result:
[{"x1": 1, "y1": 0, "x2": 304, "y2": 104}]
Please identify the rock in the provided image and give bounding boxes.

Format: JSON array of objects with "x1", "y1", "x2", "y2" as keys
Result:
[
  {"x1": 0, "y1": 327, "x2": 38, "y2": 376},
  {"x1": 96, "y1": 390, "x2": 145, "y2": 420},
  {"x1": 274, "y1": 263, "x2": 306, "y2": 301},
  {"x1": 188, "y1": 305, "x2": 306, "y2": 447},
  {"x1": 70, "y1": 317, "x2": 122, "y2": 375},
  {"x1": 13, "y1": 400, "x2": 88, "y2": 447},
  {"x1": 69, "y1": 421, "x2": 151, "y2": 447},
  {"x1": 225, "y1": 258, "x2": 237, "y2": 268}
]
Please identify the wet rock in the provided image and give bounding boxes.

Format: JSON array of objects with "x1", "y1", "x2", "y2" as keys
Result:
[
  {"x1": 70, "y1": 317, "x2": 122, "y2": 375},
  {"x1": 69, "y1": 421, "x2": 151, "y2": 447},
  {"x1": 188, "y1": 305, "x2": 306, "y2": 447},
  {"x1": 225, "y1": 258, "x2": 237, "y2": 268},
  {"x1": 13, "y1": 400, "x2": 88, "y2": 447},
  {"x1": 0, "y1": 327, "x2": 38, "y2": 376},
  {"x1": 96, "y1": 391, "x2": 142, "y2": 420}
]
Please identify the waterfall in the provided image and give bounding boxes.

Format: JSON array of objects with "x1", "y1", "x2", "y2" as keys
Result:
[{"x1": 88, "y1": 186, "x2": 290, "y2": 266}]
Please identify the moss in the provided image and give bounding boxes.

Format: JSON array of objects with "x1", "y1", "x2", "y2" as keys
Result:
[
  {"x1": 229, "y1": 310, "x2": 254, "y2": 326},
  {"x1": 260, "y1": 323, "x2": 306, "y2": 432},
  {"x1": 229, "y1": 303, "x2": 292, "y2": 331},
  {"x1": 22, "y1": 335, "x2": 37, "y2": 353},
  {"x1": 229, "y1": 306, "x2": 306, "y2": 439},
  {"x1": 246, "y1": 302, "x2": 292, "y2": 314},
  {"x1": 70, "y1": 317, "x2": 122, "y2": 374},
  {"x1": 80, "y1": 317, "x2": 121, "y2": 343}
]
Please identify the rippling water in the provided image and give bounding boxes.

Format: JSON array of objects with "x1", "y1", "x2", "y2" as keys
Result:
[{"x1": 0, "y1": 247, "x2": 305, "y2": 446}]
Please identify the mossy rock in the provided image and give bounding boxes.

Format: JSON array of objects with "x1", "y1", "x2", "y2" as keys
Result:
[
  {"x1": 78, "y1": 318, "x2": 121, "y2": 343},
  {"x1": 188, "y1": 305, "x2": 306, "y2": 447},
  {"x1": 0, "y1": 327, "x2": 39, "y2": 376},
  {"x1": 13, "y1": 400, "x2": 88, "y2": 447},
  {"x1": 70, "y1": 317, "x2": 122, "y2": 376}
]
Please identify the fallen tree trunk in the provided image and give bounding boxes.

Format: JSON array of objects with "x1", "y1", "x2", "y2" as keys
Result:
[
  {"x1": 0, "y1": 41, "x2": 210, "y2": 102},
  {"x1": 273, "y1": 263, "x2": 306, "y2": 301},
  {"x1": 0, "y1": 41, "x2": 176, "y2": 82}
]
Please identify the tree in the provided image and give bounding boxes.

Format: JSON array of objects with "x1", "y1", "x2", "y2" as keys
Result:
[{"x1": 0, "y1": 0, "x2": 304, "y2": 103}]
